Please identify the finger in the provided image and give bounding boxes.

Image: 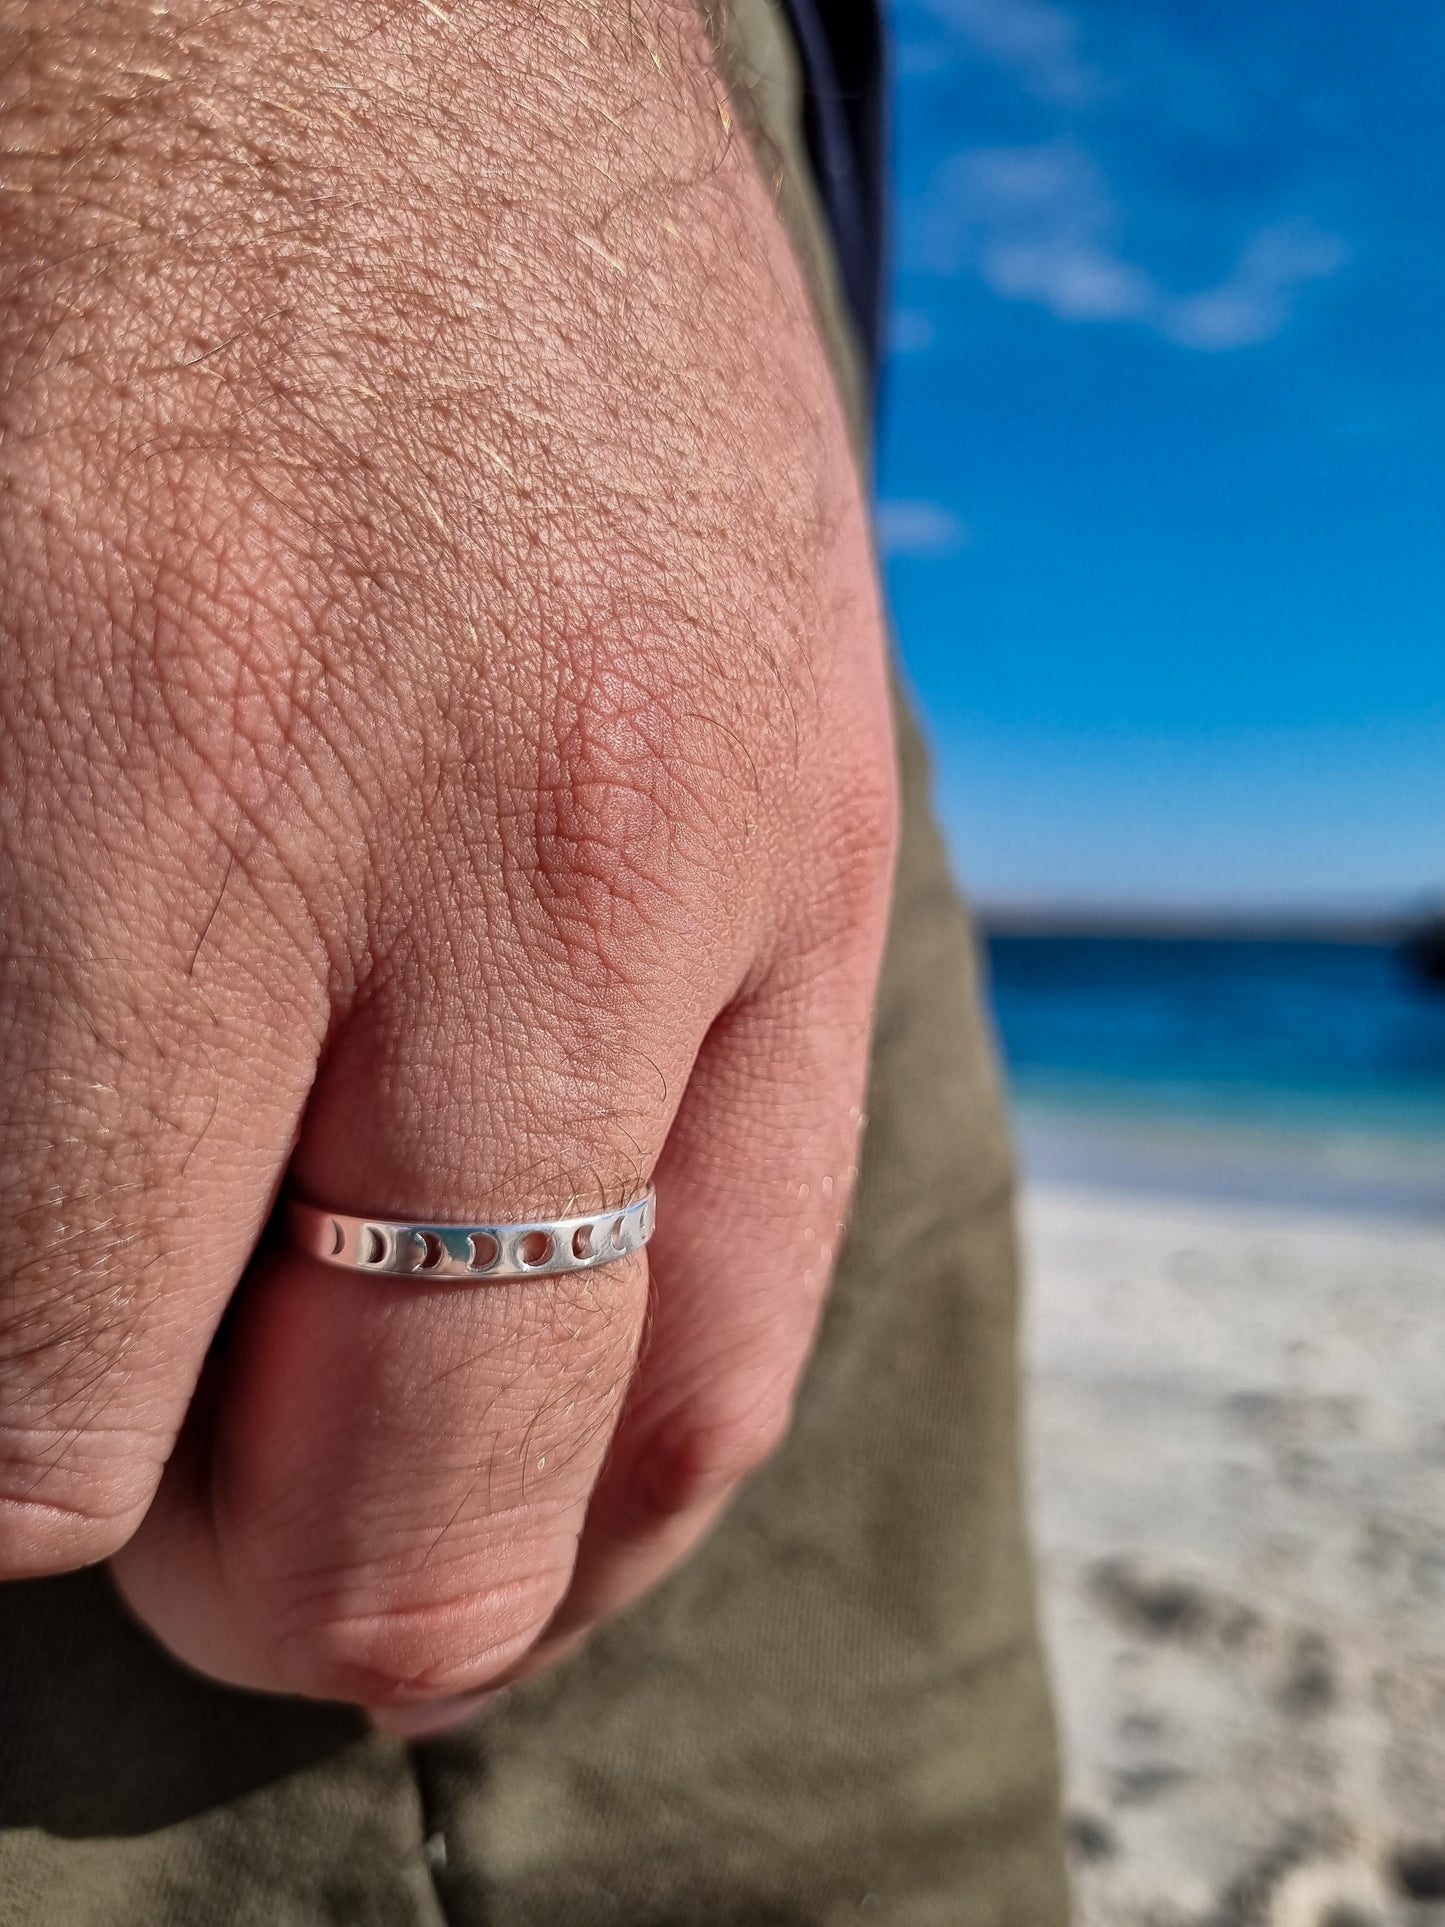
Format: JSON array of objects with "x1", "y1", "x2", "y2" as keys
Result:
[
  {"x1": 518, "y1": 840, "x2": 894, "y2": 1663},
  {"x1": 0, "y1": 862, "x2": 323, "y2": 1578},
  {"x1": 111, "y1": 856, "x2": 718, "y2": 1707}
]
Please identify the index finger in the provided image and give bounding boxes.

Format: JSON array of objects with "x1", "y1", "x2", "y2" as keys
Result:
[{"x1": 0, "y1": 862, "x2": 323, "y2": 1578}]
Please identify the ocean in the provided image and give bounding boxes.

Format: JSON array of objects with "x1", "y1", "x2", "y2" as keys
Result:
[{"x1": 982, "y1": 934, "x2": 1445, "y2": 1219}]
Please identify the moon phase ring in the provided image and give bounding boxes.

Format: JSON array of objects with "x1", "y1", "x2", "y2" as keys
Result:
[{"x1": 285, "y1": 1188, "x2": 656, "y2": 1281}]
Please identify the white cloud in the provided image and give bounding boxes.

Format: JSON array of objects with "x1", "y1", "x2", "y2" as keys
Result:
[
  {"x1": 923, "y1": 142, "x2": 1152, "y2": 321},
  {"x1": 1162, "y1": 222, "x2": 1350, "y2": 351},
  {"x1": 874, "y1": 500, "x2": 973, "y2": 559},
  {"x1": 921, "y1": 141, "x2": 1345, "y2": 349},
  {"x1": 923, "y1": 0, "x2": 1100, "y2": 104},
  {"x1": 935, "y1": 143, "x2": 1152, "y2": 320}
]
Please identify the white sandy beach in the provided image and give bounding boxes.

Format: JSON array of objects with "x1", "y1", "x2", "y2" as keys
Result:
[{"x1": 1022, "y1": 1179, "x2": 1445, "y2": 1926}]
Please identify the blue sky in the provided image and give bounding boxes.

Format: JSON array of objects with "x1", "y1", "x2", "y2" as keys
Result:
[{"x1": 877, "y1": 0, "x2": 1445, "y2": 913}]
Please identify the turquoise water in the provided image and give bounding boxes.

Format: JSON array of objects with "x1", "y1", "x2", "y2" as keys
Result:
[{"x1": 984, "y1": 934, "x2": 1445, "y2": 1217}]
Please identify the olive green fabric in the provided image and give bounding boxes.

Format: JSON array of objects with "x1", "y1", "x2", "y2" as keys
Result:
[
  {"x1": 707, "y1": 0, "x2": 871, "y2": 455},
  {"x1": 0, "y1": 2, "x2": 1069, "y2": 1919}
]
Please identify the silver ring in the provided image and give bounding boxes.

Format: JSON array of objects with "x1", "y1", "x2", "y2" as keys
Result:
[{"x1": 285, "y1": 1188, "x2": 656, "y2": 1280}]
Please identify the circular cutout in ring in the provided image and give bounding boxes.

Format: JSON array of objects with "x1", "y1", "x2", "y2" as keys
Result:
[
  {"x1": 518, "y1": 1230, "x2": 554, "y2": 1268},
  {"x1": 468, "y1": 1230, "x2": 501, "y2": 1272}
]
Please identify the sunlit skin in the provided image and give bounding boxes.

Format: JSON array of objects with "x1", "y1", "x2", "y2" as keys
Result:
[{"x1": 0, "y1": 0, "x2": 897, "y2": 1724}]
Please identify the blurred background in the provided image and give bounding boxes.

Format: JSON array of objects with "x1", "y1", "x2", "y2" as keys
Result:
[{"x1": 874, "y1": 0, "x2": 1445, "y2": 1916}]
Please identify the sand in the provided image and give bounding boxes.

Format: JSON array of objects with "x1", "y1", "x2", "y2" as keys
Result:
[{"x1": 1021, "y1": 1180, "x2": 1445, "y2": 1926}]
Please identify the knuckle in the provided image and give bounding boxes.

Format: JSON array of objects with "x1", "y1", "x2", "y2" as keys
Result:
[
  {"x1": 796, "y1": 749, "x2": 899, "y2": 958},
  {"x1": 629, "y1": 1382, "x2": 797, "y2": 1529},
  {"x1": 529, "y1": 719, "x2": 681, "y2": 948},
  {"x1": 1, "y1": 1176, "x2": 179, "y2": 1488},
  {"x1": 269, "y1": 1567, "x2": 568, "y2": 1706},
  {"x1": 5, "y1": 396, "x2": 311, "y2": 855},
  {"x1": 797, "y1": 778, "x2": 901, "y2": 963},
  {"x1": 0, "y1": 1442, "x2": 156, "y2": 1578},
  {"x1": 509, "y1": 657, "x2": 748, "y2": 984},
  {"x1": 0, "y1": 1258, "x2": 164, "y2": 1497},
  {"x1": 836, "y1": 735, "x2": 902, "y2": 897}
]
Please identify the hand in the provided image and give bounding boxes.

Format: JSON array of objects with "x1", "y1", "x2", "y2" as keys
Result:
[{"x1": 0, "y1": 0, "x2": 895, "y2": 1718}]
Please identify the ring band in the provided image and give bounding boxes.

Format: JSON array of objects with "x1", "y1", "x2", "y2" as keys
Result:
[{"x1": 285, "y1": 1188, "x2": 656, "y2": 1280}]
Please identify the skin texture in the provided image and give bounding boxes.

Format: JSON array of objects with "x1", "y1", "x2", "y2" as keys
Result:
[{"x1": 0, "y1": 0, "x2": 896, "y2": 1717}]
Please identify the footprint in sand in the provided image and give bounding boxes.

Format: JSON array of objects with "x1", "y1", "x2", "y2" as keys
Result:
[
  {"x1": 1390, "y1": 1841, "x2": 1445, "y2": 1903},
  {"x1": 1247, "y1": 1855, "x2": 1389, "y2": 1927},
  {"x1": 1089, "y1": 1554, "x2": 1261, "y2": 1648},
  {"x1": 1213, "y1": 1838, "x2": 1445, "y2": 1927}
]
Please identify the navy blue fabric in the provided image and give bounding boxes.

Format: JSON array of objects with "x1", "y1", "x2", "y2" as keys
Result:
[{"x1": 777, "y1": 0, "x2": 888, "y2": 397}]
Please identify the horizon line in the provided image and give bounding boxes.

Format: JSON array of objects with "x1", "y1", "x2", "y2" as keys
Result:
[{"x1": 973, "y1": 899, "x2": 1439, "y2": 941}]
